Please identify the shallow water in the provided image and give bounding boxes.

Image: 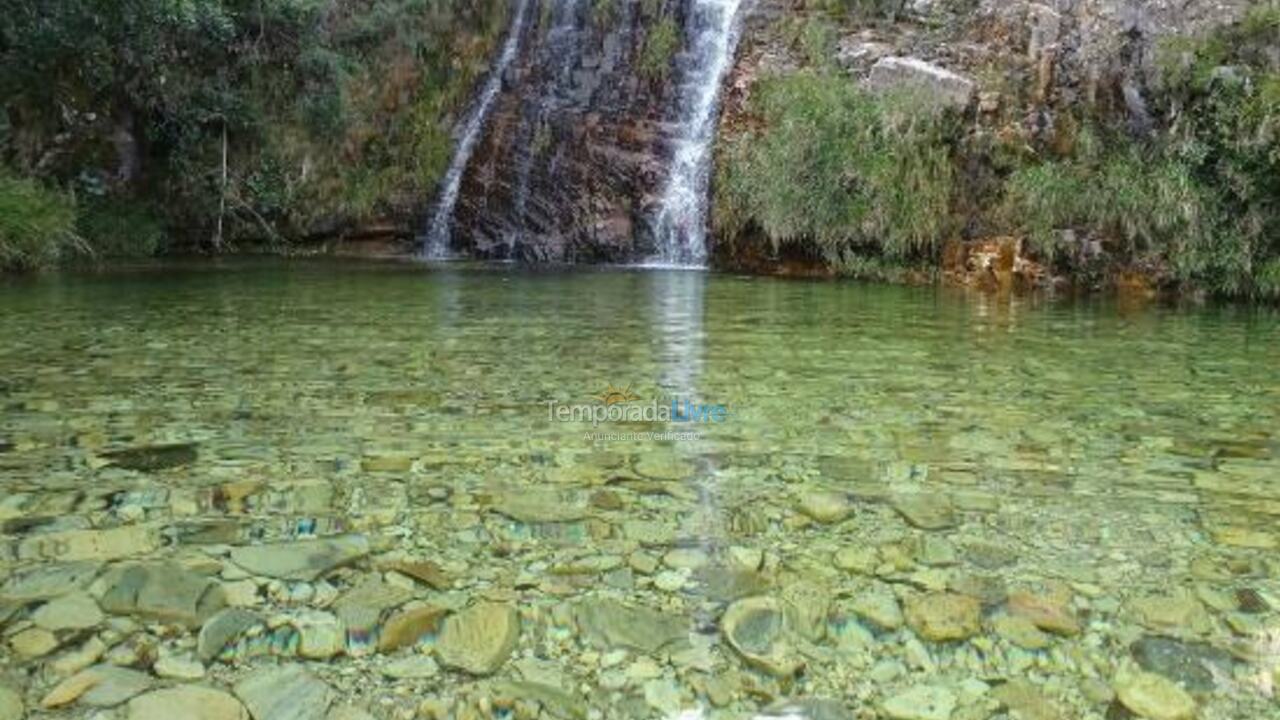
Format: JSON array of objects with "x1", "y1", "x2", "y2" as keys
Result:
[{"x1": 0, "y1": 260, "x2": 1277, "y2": 719}]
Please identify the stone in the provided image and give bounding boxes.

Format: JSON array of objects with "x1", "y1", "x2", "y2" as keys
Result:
[
  {"x1": 1131, "y1": 636, "x2": 1235, "y2": 692},
  {"x1": 834, "y1": 546, "x2": 878, "y2": 574},
  {"x1": 905, "y1": 592, "x2": 981, "y2": 642},
  {"x1": 154, "y1": 652, "x2": 206, "y2": 680},
  {"x1": 0, "y1": 685, "x2": 22, "y2": 720},
  {"x1": 575, "y1": 598, "x2": 687, "y2": 654},
  {"x1": 490, "y1": 681, "x2": 586, "y2": 720},
  {"x1": 850, "y1": 587, "x2": 903, "y2": 631},
  {"x1": 866, "y1": 57, "x2": 975, "y2": 111},
  {"x1": 796, "y1": 490, "x2": 851, "y2": 524},
  {"x1": 379, "y1": 604, "x2": 445, "y2": 652},
  {"x1": 10, "y1": 627, "x2": 58, "y2": 658},
  {"x1": 329, "y1": 706, "x2": 377, "y2": 720},
  {"x1": 435, "y1": 602, "x2": 520, "y2": 675},
  {"x1": 99, "y1": 562, "x2": 226, "y2": 628},
  {"x1": 51, "y1": 635, "x2": 107, "y2": 676},
  {"x1": 333, "y1": 576, "x2": 412, "y2": 649},
  {"x1": 383, "y1": 559, "x2": 450, "y2": 590},
  {"x1": 17, "y1": 525, "x2": 160, "y2": 562},
  {"x1": 33, "y1": 591, "x2": 103, "y2": 631},
  {"x1": 634, "y1": 452, "x2": 695, "y2": 481},
  {"x1": 0, "y1": 562, "x2": 100, "y2": 603},
  {"x1": 198, "y1": 608, "x2": 262, "y2": 662},
  {"x1": 992, "y1": 680, "x2": 1060, "y2": 720},
  {"x1": 892, "y1": 494, "x2": 958, "y2": 530},
  {"x1": 643, "y1": 679, "x2": 682, "y2": 716},
  {"x1": 722, "y1": 596, "x2": 802, "y2": 678},
  {"x1": 492, "y1": 489, "x2": 589, "y2": 523},
  {"x1": 229, "y1": 535, "x2": 369, "y2": 581},
  {"x1": 992, "y1": 614, "x2": 1051, "y2": 650},
  {"x1": 1131, "y1": 594, "x2": 1213, "y2": 636},
  {"x1": 234, "y1": 665, "x2": 333, "y2": 720},
  {"x1": 1113, "y1": 670, "x2": 1197, "y2": 720},
  {"x1": 102, "y1": 443, "x2": 197, "y2": 471},
  {"x1": 41, "y1": 665, "x2": 153, "y2": 709},
  {"x1": 293, "y1": 610, "x2": 345, "y2": 659},
  {"x1": 128, "y1": 686, "x2": 247, "y2": 720},
  {"x1": 882, "y1": 685, "x2": 957, "y2": 720},
  {"x1": 758, "y1": 699, "x2": 848, "y2": 720},
  {"x1": 1008, "y1": 590, "x2": 1081, "y2": 636},
  {"x1": 382, "y1": 655, "x2": 440, "y2": 679},
  {"x1": 918, "y1": 536, "x2": 958, "y2": 567}
]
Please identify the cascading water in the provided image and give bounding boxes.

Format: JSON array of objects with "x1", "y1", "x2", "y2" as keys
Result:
[
  {"x1": 650, "y1": 0, "x2": 746, "y2": 267},
  {"x1": 423, "y1": 0, "x2": 531, "y2": 259}
]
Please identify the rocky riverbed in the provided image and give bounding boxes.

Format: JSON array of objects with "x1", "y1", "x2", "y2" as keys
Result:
[
  {"x1": 1, "y1": 444, "x2": 1277, "y2": 720},
  {"x1": 1, "y1": 265, "x2": 1278, "y2": 720}
]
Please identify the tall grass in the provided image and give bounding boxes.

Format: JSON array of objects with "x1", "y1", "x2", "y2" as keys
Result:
[
  {"x1": 0, "y1": 172, "x2": 81, "y2": 272},
  {"x1": 715, "y1": 72, "x2": 955, "y2": 264}
]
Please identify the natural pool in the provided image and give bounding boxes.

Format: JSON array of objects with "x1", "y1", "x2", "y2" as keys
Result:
[{"x1": 0, "y1": 259, "x2": 1277, "y2": 720}]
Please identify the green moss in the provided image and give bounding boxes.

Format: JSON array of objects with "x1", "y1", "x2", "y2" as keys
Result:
[
  {"x1": 0, "y1": 172, "x2": 81, "y2": 272},
  {"x1": 715, "y1": 72, "x2": 956, "y2": 263}
]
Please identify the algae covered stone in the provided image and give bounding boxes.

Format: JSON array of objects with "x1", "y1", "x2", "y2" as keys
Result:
[{"x1": 905, "y1": 592, "x2": 981, "y2": 642}]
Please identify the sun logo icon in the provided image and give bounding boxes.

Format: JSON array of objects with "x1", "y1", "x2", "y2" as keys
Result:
[{"x1": 594, "y1": 384, "x2": 640, "y2": 406}]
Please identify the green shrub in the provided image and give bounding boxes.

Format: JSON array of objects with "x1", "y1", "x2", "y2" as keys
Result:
[
  {"x1": 78, "y1": 201, "x2": 167, "y2": 258},
  {"x1": 715, "y1": 72, "x2": 955, "y2": 263},
  {"x1": 1004, "y1": 136, "x2": 1208, "y2": 264},
  {"x1": 0, "y1": 172, "x2": 81, "y2": 272}
]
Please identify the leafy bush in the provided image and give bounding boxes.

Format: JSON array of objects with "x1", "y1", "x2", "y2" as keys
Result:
[
  {"x1": 1004, "y1": 132, "x2": 1208, "y2": 265},
  {"x1": 715, "y1": 72, "x2": 955, "y2": 264},
  {"x1": 0, "y1": 172, "x2": 81, "y2": 272},
  {"x1": 78, "y1": 201, "x2": 167, "y2": 258}
]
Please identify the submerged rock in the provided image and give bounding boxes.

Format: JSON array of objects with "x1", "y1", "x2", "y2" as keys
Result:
[
  {"x1": 0, "y1": 684, "x2": 22, "y2": 720},
  {"x1": 435, "y1": 602, "x2": 520, "y2": 675},
  {"x1": 882, "y1": 684, "x2": 957, "y2": 720},
  {"x1": 99, "y1": 562, "x2": 226, "y2": 628},
  {"x1": 128, "y1": 686, "x2": 247, "y2": 720},
  {"x1": 1131, "y1": 635, "x2": 1235, "y2": 692},
  {"x1": 229, "y1": 536, "x2": 369, "y2": 581},
  {"x1": 722, "y1": 596, "x2": 802, "y2": 678},
  {"x1": 234, "y1": 665, "x2": 333, "y2": 720},
  {"x1": 41, "y1": 665, "x2": 153, "y2": 709},
  {"x1": 1113, "y1": 669, "x2": 1197, "y2": 720},
  {"x1": 892, "y1": 494, "x2": 958, "y2": 531},
  {"x1": 198, "y1": 608, "x2": 262, "y2": 662},
  {"x1": 905, "y1": 592, "x2": 981, "y2": 642},
  {"x1": 0, "y1": 562, "x2": 100, "y2": 603},
  {"x1": 575, "y1": 598, "x2": 687, "y2": 654},
  {"x1": 796, "y1": 490, "x2": 852, "y2": 524},
  {"x1": 32, "y1": 591, "x2": 103, "y2": 631}
]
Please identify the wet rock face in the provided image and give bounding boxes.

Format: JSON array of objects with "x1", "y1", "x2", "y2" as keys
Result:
[{"x1": 452, "y1": 0, "x2": 691, "y2": 262}]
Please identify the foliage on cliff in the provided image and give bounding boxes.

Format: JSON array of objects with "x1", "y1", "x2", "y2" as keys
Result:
[
  {"x1": 720, "y1": 4, "x2": 1280, "y2": 298},
  {"x1": 0, "y1": 0, "x2": 509, "y2": 263},
  {"x1": 714, "y1": 72, "x2": 955, "y2": 276}
]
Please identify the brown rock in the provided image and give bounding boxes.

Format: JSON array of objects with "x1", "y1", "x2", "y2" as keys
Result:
[
  {"x1": 1008, "y1": 591, "x2": 1081, "y2": 636},
  {"x1": 904, "y1": 592, "x2": 981, "y2": 642},
  {"x1": 379, "y1": 605, "x2": 447, "y2": 652}
]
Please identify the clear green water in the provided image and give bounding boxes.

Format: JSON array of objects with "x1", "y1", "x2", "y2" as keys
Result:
[{"x1": 0, "y1": 260, "x2": 1277, "y2": 719}]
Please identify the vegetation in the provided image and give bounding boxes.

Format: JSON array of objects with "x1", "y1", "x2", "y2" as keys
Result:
[
  {"x1": 1003, "y1": 5, "x2": 1280, "y2": 298},
  {"x1": 639, "y1": 17, "x2": 681, "y2": 81},
  {"x1": 0, "y1": 172, "x2": 82, "y2": 272},
  {"x1": 0, "y1": 0, "x2": 509, "y2": 263},
  {"x1": 715, "y1": 72, "x2": 956, "y2": 270}
]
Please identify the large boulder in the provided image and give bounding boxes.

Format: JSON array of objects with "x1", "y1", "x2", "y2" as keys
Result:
[{"x1": 865, "y1": 57, "x2": 975, "y2": 110}]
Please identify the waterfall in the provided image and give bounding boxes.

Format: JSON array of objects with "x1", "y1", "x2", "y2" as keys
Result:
[
  {"x1": 423, "y1": 0, "x2": 531, "y2": 259},
  {"x1": 650, "y1": 0, "x2": 746, "y2": 267}
]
